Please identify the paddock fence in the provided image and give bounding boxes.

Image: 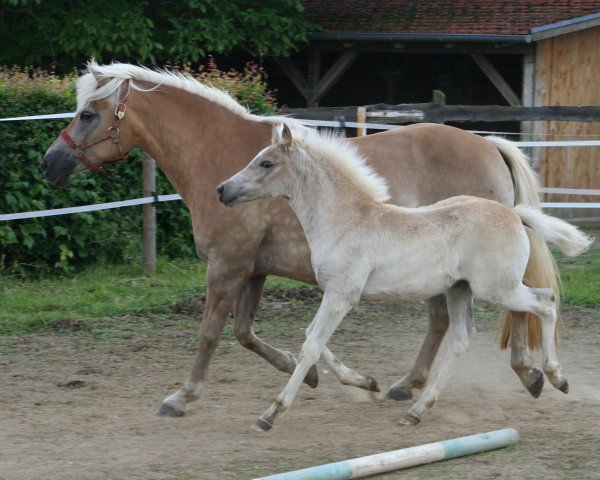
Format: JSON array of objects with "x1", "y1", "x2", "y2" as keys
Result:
[{"x1": 1, "y1": 105, "x2": 599, "y2": 273}]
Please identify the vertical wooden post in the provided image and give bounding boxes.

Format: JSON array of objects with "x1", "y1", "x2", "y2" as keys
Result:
[
  {"x1": 142, "y1": 151, "x2": 157, "y2": 274},
  {"x1": 521, "y1": 52, "x2": 537, "y2": 163},
  {"x1": 432, "y1": 90, "x2": 446, "y2": 125},
  {"x1": 356, "y1": 106, "x2": 367, "y2": 136}
]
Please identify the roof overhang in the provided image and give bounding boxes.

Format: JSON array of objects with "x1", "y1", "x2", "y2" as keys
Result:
[
  {"x1": 310, "y1": 32, "x2": 531, "y2": 44},
  {"x1": 530, "y1": 12, "x2": 600, "y2": 41}
]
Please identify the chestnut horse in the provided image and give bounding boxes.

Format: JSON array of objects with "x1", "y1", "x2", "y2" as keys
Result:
[
  {"x1": 41, "y1": 61, "x2": 557, "y2": 417},
  {"x1": 218, "y1": 124, "x2": 589, "y2": 428}
]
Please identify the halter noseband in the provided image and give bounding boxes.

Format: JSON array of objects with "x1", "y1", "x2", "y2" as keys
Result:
[{"x1": 60, "y1": 79, "x2": 131, "y2": 173}]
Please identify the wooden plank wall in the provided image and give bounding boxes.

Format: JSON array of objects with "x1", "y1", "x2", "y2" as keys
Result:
[{"x1": 534, "y1": 26, "x2": 600, "y2": 220}]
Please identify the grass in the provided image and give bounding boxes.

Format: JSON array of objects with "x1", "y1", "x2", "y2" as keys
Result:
[{"x1": 0, "y1": 244, "x2": 598, "y2": 336}]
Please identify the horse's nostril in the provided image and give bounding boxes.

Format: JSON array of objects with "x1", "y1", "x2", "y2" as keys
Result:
[
  {"x1": 217, "y1": 185, "x2": 225, "y2": 196},
  {"x1": 39, "y1": 160, "x2": 48, "y2": 173}
]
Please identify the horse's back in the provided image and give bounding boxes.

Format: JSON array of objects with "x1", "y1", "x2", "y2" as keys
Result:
[{"x1": 351, "y1": 123, "x2": 514, "y2": 207}]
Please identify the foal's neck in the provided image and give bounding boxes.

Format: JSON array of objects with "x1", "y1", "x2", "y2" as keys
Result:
[{"x1": 288, "y1": 155, "x2": 375, "y2": 241}]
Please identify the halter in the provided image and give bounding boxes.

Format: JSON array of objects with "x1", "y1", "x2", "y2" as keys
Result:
[{"x1": 60, "y1": 79, "x2": 131, "y2": 173}]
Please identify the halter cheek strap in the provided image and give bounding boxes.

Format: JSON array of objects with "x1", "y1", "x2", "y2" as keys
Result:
[{"x1": 60, "y1": 79, "x2": 131, "y2": 173}]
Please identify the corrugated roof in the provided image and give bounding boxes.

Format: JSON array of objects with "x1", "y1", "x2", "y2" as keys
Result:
[{"x1": 301, "y1": 0, "x2": 600, "y2": 36}]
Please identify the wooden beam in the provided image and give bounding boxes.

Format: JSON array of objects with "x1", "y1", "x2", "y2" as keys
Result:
[
  {"x1": 471, "y1": 54, "x2": 522, "y2": 107},
  {"x1": 274, "y1": 57, "x2": 307, "y2": 96},
  {"x1": 313, "y1": 51, "x2": 361, "y2": 103}
]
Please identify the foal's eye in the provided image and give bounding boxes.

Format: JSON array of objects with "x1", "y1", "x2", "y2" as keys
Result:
[
  {"x1": 260, "y1": 160, "x2": 273, "y2": 169},
  {"x1": 79, "y1": 111, "x2": 94, "y2": 121}
]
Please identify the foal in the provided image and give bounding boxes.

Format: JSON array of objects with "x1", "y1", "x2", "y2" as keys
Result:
[{"x1": 218, "y1": 125, "x2": 591, "y2": 429}]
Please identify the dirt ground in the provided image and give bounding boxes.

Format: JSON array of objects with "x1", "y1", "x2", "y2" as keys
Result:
[{"x1": 1, "y1": 286, "x2": 600, "y2": 480}]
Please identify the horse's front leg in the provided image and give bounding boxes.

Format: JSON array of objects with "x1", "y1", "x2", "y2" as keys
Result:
[
  {"x1": 233, "y1": 275, "x2": 319, "y2": 388},
  {"x1": 256, "y1": 290, "x2": 359, "y2": 431},
  {"x1": 385, "y1": 294, "x2": 449, "y2": 401},
  {"x1": 157, "y1": 267, "x2": 248, "y2": 417}
]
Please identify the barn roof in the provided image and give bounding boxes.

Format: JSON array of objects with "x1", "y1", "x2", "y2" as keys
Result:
[{"x1": 302, "y1": 1, "x2": 600, "y2": 41}]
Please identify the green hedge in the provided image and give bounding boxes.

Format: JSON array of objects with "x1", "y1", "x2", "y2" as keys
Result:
[{"x1": 0, "y1": 63, "x2": 276, "y2": 277}]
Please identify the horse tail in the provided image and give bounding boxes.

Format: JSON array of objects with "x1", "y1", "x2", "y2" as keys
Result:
[
  {"x1": 486, "y1": 136, "x2": 559, "y2": 350},
  {"x1": 515, "y1": 206, "x2": 593, "y2": 257}
]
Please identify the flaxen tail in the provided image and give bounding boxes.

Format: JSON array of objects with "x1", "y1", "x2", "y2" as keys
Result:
[
  {"x1": 515, "y1": 206, "x2": 593, "y2": 257},
  {"x1": 487, "y1": 136, "x2": 559, "y2": 349}
]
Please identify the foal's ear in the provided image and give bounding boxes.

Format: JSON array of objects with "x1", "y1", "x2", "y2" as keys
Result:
[
  {"x1": 281, "y1": 124, "x2": 294, "y2": 150},
  {"x1": 88, "y1": 62, "x2": 111, "y2": 88}
]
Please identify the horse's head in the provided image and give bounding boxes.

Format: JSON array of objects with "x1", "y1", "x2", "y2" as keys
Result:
[
  {"x1": 218, "y1": 123, "x2": 297, "y2": 207},
  {"x1": 40, "y1": 69, "x2": 136, "y2": 187}
]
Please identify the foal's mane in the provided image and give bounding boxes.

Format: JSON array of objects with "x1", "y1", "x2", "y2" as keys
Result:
[
  {"x1": 76, "y1": 60, "x2": 306, "y2": 131},
  {"x1": 290, "y1": 128, "x2": 390, "y2": 203}
]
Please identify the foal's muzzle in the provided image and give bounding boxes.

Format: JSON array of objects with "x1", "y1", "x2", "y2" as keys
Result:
[{"x1": 217, "y1": 183, "x2": 237, "y2": 207}]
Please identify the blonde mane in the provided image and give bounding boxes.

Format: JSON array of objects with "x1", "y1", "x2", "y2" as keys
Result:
[
  {"x1": 290, "y1": 127, "x2": 390, "y2": 203},
  {"x1": 76, "y1": 60, "x2": 307, "y2": 131}
]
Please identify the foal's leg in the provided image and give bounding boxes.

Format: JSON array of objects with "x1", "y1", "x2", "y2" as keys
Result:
[
  {"x1": 401, "y1": 282, "x2": 474, "y2": 425},
  {"x1": 233, "y1": 275, "x2": 319, "y2": 388},
  {"x1": 256, "y1": 291, "x2": 359, "y2": 431},
  {"x1": 510, "y1": 311, "x2": 545, "y2": 398},
  {"x1": 385, "y1": 294, "x2": 449, "y2": 401},
  {"x1": 157, "y1": 268, "x2": 248, "y2": 417}
]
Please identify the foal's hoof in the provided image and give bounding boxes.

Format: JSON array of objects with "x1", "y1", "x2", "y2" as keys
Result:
[
  {"x1": 526, "y1": 369, "x2": 545, "y2": 399},
  {"x1": 156, "y1": 404, "x2": 185, "y2": 418},
  {"x1": 384, "y1": 386, "x2": 413, "y2": 402},
  {"x1": 255, "y1": 417, "x2": 273, "y2": 431},
  {"x1": 558, "y1": 379, "x2": 569, "y2": 394},
  {"x1": 399, "y1": 412, "x2": 421, "y2": 426},
  {"x1": 304, "y1": 364, "x2": 319, "y2": 389},
  {"x1": 367, "y1": 377, "x2": 380, "y2": 392}
]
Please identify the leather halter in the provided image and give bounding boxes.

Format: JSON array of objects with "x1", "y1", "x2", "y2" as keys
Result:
[{"x1": 60, "y1": 79, "x2": 131, "y2": 173}]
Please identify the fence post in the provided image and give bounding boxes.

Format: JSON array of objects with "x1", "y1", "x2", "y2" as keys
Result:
[
  {"x1": 356, "y1": 106, "x2": 367, "y2": 136},
  {"x1": 142, "y1": 151, "x2": 157, "y2": 274}
]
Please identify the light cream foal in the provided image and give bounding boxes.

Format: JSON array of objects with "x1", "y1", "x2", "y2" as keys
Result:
[{"x1": 218, "y1": 124, "x2": 591, "y2": 429}]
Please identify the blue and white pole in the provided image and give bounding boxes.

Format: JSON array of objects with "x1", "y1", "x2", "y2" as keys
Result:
[{"x1": 253, "y1": 428, "x2": 519, "y2": 480}]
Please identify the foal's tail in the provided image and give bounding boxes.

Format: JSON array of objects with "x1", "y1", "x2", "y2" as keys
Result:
[
  {"x1": 515, "y1": 206, "x2": 593, "y2": 257},
  {"x1": 487, "y1": 136, "x2": 559, "y2": 350}
]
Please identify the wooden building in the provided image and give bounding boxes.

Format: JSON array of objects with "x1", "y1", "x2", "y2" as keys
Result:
[{"x1": 265, "y1": 1, "x2": 600, "y2": 219}]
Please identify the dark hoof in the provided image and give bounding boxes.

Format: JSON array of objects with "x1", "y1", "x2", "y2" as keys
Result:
[
  {"x1": 559, "y1": 379, "x2": 569, "y2": 394},
  {"x1": 384, "y1": 386, "x2": 413, "y2": 402},
  {"x1": 400, "y1": 412, "x2": 421, "y2": 426},
  {"x1": 255, "y1": 417, "x2": 273, "y2": 431},
  {"x1": 156, "y1": 404, "x2": 185, "y2": 418},
  {"x1": 367, "y1": 377, "x2": 380, "y2": 392},
  {"x1": 526, "y1": 370, "x2": 544, "y2": 399},
  {"x1": 304, "y1": 364, "x2": 319, "y2": 389}
]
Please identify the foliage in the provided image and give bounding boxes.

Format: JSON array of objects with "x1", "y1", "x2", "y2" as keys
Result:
[
  {"x1": 0, "y1": 63, "x2": 277, "y2": 277},
  {"x1": 0, "y1": 0, "x2": 316, "y2": 71}
]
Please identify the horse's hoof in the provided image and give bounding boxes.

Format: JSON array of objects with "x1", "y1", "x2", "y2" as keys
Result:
[
  {"x1": 384, "y1": 386, "x2": 413, "y2": 402},
  {"x1": 304, "y1": 364, "x2": 319, "y2": 389},
  {"x1": 399, "y1": 412, "x2": 421, "y2": 426},
  {"x1": 559, "y1": 379, "x2": 569, "y2": 394},
  {"x1": 367, "y1": 377, "x2": 380, "y2": 392},
  {"x1": 526, "y1": 369, "x2": 544, "y2": 399},
  {"x1": 156, "y1": 404, "x2": 185, "y2": 418},
  {"x1": 255, "y1": 417, "x2": 273, "y2": 431}
]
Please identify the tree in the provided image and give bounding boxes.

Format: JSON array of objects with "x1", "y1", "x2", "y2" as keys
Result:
[{"x1": 0, "y1": 0, "x2": 316, "y2": 71}]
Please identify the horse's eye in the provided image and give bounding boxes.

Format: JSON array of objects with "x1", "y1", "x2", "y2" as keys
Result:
[
  {"x1": 260, "y1": 160, "x2": 273, "y2": 169},
  {"x1": 79, "y1": 111, "x2": 94, "y2": 121}
]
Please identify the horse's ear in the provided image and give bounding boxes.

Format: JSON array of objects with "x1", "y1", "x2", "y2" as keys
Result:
[
  {"x1": 271, "y1": 124, "x2": 282, "y2": 144},
  {"x1": 281, "y1": 124, "x2": 294, "y2": 150},
  {"x1": 89, "y1": 63, "x2": 110, "y2": 88}
]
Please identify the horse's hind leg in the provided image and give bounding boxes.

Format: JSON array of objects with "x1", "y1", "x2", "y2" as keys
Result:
[
  {"x1": 233, "y1": 275, "x2": 318, "y2": 388},
  {"x1": 510, "y1": 311, "x2": 544, "y2": 398},
  {"x1": 401, "y1": 282, "x2": 474, "y2": 425},
  {"x1": 385, "y1": 294, "x2": 449, "y2": 401}
]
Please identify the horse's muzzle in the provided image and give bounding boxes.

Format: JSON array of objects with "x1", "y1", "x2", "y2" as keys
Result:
[{"x1": 40, "y1": 148, "x2": 77, "y2": 187}]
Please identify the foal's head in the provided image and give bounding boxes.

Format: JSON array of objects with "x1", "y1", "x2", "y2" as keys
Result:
[{"x1": 218, "y1": 123, "x2": 299, "y2": 207}]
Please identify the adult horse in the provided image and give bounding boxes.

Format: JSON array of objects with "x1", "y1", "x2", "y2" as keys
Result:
[{"x1": 41, "y1": 61, "x2": 557, "y2": 417}]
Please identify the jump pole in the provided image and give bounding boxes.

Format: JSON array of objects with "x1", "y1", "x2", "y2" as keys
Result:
[{"x1": 253, "y1": 428, "x2": 518, "y2": 480}]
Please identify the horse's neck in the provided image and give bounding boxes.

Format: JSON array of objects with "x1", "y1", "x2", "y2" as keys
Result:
[{"x1": 132, "y1": 87, "x2": 271, "y2": 205}]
